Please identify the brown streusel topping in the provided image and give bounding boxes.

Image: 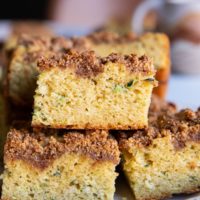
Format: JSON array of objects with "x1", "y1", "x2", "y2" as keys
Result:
[
  {"x1": 70, "y1": 32, "x2": 136, "y2": 52},
  {"x1": 149, "y1": 95, "x2": 177, "y2": 124},
  {"x1": 18, "y1": 34, "x2": 51, "y2": 51},
  {"x1": 13, "y1": 35, "x2": 74, "y2": 67},
  {"x1": 5, "y1": 129, "x2": 120, "y2": 169},
  {"x1": 37, "y1": 50, "x2": 155, "y2": 78},
  {"x1": 119, "y1": 108, "x2": 200, "y2": 150},
  {"x1": 86, "y1": 31, "x2": 136, "y2": 44},
  {"x1": 16, "y1": 34, "x2": 73, "y2": 55}
]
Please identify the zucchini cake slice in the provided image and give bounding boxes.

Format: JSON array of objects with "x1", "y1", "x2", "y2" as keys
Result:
[
  {"x1": 119, "y1": 108, "x2": 200, "y2": 200},
  {"x1": 74, "y1": 32, "x2": 170, "y2": 99},
  {"x1": 32, "y1": 50, "x2": 156, "y2": 130},
  {"x1": 7, "y1": 35, "x2": 73, "y2": 106},
  {"x1": 2, "y1": 128, "x2": 120, "y2": 200}
]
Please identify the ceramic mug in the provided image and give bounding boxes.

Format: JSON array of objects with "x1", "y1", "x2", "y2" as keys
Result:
[
  {"x1": 132, "y1": 0, "x2": 200, "y2": 35},
  {"x1": 132, "y1": 0, "x2": 200, "y2": 74}
]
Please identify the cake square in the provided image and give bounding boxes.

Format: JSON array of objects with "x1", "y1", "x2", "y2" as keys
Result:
[
  {"x1": 32, "y1": 50, "x2": 157, "y2": 130},
  {"x1": 2, "y1": 128, "x2": 120, "y2": 200},
  {"x1": 119, "y1": 108, "x2": 200, "y2": 200},
  {"x1": 3, "y1": 21, "x2": 54, "y2": 71},
  {"x1": 6, "y1": 35, "x2": 73, "y2": 106}
]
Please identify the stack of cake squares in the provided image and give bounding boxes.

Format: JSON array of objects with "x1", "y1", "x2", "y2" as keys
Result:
[{"x1": 1, "y1": 30, "x2": 200, "y2": 200}]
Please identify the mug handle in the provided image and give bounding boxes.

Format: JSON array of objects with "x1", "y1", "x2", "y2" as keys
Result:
[{"x1": 131, "y1": 0, "x2": 162, "y2": 34}]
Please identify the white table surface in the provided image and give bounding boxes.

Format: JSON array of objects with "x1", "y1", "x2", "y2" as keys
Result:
[{"x1": 167, "y1": 74, "x2": 200, "y2": 110}]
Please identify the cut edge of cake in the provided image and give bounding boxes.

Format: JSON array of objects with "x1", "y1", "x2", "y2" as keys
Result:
[
  {"x1": 2, "y1": 128, "x2": 120, "y2": 200},
  {"x1": 32, "y1": 50, "x2": 157, "y2": 130},
  {"x1": 119, "y1": 108, "x2": 200, "y2": 200}
]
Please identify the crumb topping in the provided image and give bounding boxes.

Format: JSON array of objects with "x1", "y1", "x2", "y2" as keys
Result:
[
  {"x1": 70, "y1": 32, "x2": 136, "y2": 51},
  {"x1": 86, "y1": 31, "x2": 136, "y2": 44},
  {"x1": 69, "y1": 32, "x2": 136, "y2": 54},
  {"x1": 50, "y1": 37, "x2": 73, "y2": 52},
  {"x1": 15, "y1": 35, "x2": 74, "y2": 66},
  {"x1": 119, "y1": 108, "x2": 200, "y2": 150},
  {"x1": 5, "y1": 129, "x2": 120, "y2": 169},
  {"x1": 18, "y1": 35, "x2": 72, "y2": 51},
  {"x1": 148, "y1": 95, "x2": 177, "y2": 124},
  {"x1": 37, "y1": 50, "x2": 154, "y2": 77},
  {"x1": 18, "y1": 34, "x2": 51, "y2": 50}
]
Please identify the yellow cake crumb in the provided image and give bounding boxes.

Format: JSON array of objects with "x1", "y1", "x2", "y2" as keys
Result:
[
  {"x1": 32, "y1": 51, "x2": 156, "y2": 130},
  {"x1": 119, "y1": 108, "x2": 200, "y2": 200},
  {"x1": 2, "y1": 128, "x2": 120, "y2": 200}
]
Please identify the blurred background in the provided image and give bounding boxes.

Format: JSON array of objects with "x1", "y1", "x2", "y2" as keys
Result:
[
  {"x1": 0, "y1": 0, "x2": 200, "y2": 108},
  {"x1": 0, "y1": 0, "x2": 140, "y2": 29}
]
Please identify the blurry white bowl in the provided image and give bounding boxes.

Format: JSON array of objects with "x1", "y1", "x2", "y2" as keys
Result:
[{"x1": 171, "y1": 39, "x2": 200, "y2": 74}]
